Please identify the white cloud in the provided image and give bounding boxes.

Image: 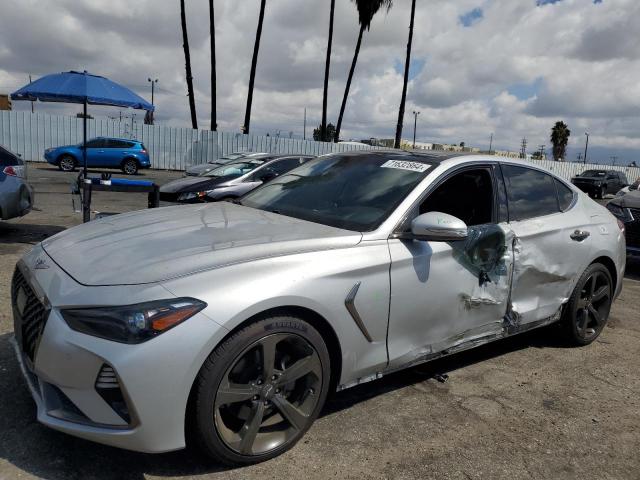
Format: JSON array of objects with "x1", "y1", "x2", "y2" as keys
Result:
[{"x1": 0, "y1": 0, "x2": 639, "y2": 162}]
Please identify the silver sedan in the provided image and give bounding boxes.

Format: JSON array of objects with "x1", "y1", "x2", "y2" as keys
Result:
[
  {"x1": 1, "y1": 144, "x2": 33, "y2": 220},
  {"x1": 11, "y1": 151, "x2": 625, "y2": 465}
]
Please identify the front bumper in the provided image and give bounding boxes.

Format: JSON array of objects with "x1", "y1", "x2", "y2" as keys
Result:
[{"x1": 11, "y1": 249, "x2": 228, "y2": 453}]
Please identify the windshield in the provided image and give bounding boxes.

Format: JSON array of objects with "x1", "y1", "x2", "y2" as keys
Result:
[
  {"x1": 240, "y1": 154, "x2": 432, "y2": 231},
  {"x1": 581, "y1": 170, "x2": 606, "y2": 177},
  {"x1": 203, "y1": 159, "x2": 266, "y2": 177}
]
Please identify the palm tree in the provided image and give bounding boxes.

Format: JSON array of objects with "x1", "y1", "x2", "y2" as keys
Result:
[
  {"x1": 334, "y1": 0, "x2": 393, "y2": 142},
  {"x1": 550, "y1": 121, "x2": 571, "y2": 161},
  {"x1": 394, "y1": 0, "x2": 416, "y2": 149},
  {"x1": 209, "y1": 0, "x2": 217, "y2": 131},
  {"x1": 243, "y1": 0, "x2": 267, "y2": 135},
  {"x1": 321, "y1": 0, "x2": 336, "y2": 142},
  {"x1": 180, "y1": 0, "x2": 197, "y2": 129}
]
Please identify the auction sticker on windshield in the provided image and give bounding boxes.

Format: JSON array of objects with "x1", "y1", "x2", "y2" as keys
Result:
[{"x1": 381, "y1": 160, "x2": 430, "y2": 173}]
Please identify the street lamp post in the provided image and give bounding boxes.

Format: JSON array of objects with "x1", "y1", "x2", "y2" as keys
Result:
[
  {"x1": 489, "y1": 132, "x2": 493, "y2": 154},
  {"x1": 147, "y1": 78, "x2": 158, "y2": 106},
  {"x1": 147, "y1": 78, "x2": 158, "y2": 125},
  {"x1": 412, "y1": 111, "x2": 420, "y2": 148},
  {"x1": 583, "y1": 132, "x2": 589, "y2": 164}
]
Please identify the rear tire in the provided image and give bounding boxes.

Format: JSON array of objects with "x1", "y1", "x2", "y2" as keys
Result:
[
  {"x1": 58, "y1": 155, "x2": 76, "y2": 172},
  {"x1": 122, "y1": 158, "x2": 138, "y2": 175},
  {"x1": 191, "y1": 315, "x2": 330, "y2": 465},
  {"x1": 561, "y1": 263, "x2": 613, "y2": 346}
]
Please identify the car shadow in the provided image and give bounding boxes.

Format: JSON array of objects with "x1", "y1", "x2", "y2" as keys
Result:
[
  {"x1": 31, "y1": 163, "x2": 150, "y2": 178},
  {"x1": 0, "y1": 327, "x2": 561, "y2": 480}
]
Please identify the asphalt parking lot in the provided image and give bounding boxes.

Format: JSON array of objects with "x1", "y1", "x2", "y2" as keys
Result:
[{"x1": 1, "y1": 162, "x2": 639, "y2": 480}]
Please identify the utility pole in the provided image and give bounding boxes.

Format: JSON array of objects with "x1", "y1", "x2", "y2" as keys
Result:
[
  {"x1": 412, "y1": 111, "x2": 420, "y2": 148},
  {"x1": 489, "y1": 133, "x2": 493, "y2": 154},
  {"x1": 303, "y1": 107, "x2": 307, "y2": 140},
  {"x1": 610, "y1": 156, "x2": 618, "y2": 166},
  {"x1": 29, "y1": 75, "x2": 34, "y2": 113},
  {"x1": 538, "y1": 144, "x2": 545, "y2": 159},
  {"x1": 583, "y1": 132, "x2": 589, "y2": 164},
  {"x1": 576, "y1": 152, "x2": 583, "y2": 163},
  {"x1": 520, "y1": 137, "x2": 527, "y2": 159}
]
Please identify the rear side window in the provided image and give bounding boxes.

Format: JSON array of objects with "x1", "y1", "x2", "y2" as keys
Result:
[
  {"x1": 555, "y1": 180, "x2": 575, "y2": 211},
  {"x1": 501, "y1": 165, "x2": 559, "y2": 221},
  {"x1": 0, "y1": 146, "x2": 19, "y2": 166}
]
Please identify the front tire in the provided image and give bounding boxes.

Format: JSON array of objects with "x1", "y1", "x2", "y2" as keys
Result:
[
  {"x1": 192, "y1": 315, "x2": 330, "y2": 465},
  {"x1": 561, "y1": 263, "x2": 613, "y2": 345},
  {"x1": 58, "y1": 155, "x2": 76, "y2": 172},
  {"x1": 122, "y1": 158, "x2": 139, "y2": 175}
]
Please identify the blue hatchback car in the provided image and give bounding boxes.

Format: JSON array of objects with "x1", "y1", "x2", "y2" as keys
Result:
[{"x1": 44, "y1": 137, "x2": 151, "y2": 175}]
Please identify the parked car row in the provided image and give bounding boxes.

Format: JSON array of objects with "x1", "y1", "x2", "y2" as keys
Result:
[
  {"x1": 160, "y1": 154, "x2": 315, "y2": 204},
  {"x1": 0, "y1": 144, "x2": 34, "y2": 220},
  {"x1": 12, "y1": 150, "x2": 626, "y2": 465}
]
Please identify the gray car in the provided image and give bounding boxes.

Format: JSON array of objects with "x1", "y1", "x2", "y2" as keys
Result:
[
  {"x1": 185, "y1": 152, "x2": 268, "y2": 177},
  {"x1": 1, "y1": 144, "x2": 34, "y2": 220},
  {"x1": 11, "y1": 151, "x2": 625, "y2": 465}
]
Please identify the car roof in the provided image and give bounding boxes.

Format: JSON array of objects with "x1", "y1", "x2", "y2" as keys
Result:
[
  {"x1": 330, "y1": 149, "x2": 474, "y2": 164},
  {"x1": 93, "y1": 136, "x2": 140, "y2": 143}
]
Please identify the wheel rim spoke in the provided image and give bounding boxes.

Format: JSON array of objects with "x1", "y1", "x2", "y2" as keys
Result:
[
  {"x1": 260, "y1": 335, "x2": 279, "y2": 379},
  {"x1": 576, "y1": 297, "x2": 588, "y2": 310},
  {"x1": 592, "y1": 285, "x2": 609, "y2": 303},
  {"x1": 277, "y1": 354, "x2": 321, "y2": 386},
  {"x1": 239, "y1": 401, "x2": 265, "y2": 454},
  {"x1": 588, "y1": 273, "x2": 598, "y2": 297},
  {"x1": 216, "y1": 380, "x2": 259, "y2": 407},
  {"x1": 272, "y1": 394, "x2": 309, "y2": 431},
  {"x1": 588, "y1": 305, "x2": 603, "y2": 325}
]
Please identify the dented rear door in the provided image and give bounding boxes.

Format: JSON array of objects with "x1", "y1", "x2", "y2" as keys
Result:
[{"x1": 501, "y1": 164, "x2": 593, "y2": 326}]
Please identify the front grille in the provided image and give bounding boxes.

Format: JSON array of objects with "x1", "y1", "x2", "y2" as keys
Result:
[
  {"x1": 11, "y1": 268, "x2": 49, "y2": 362},
  {"x1": 626, "y1": 209, "x2": 640, "y2": 249}
]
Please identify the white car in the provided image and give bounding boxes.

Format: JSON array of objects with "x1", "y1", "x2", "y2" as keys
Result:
[{"x1": 616, "y1": 178, "x2": 639, "y2": 196}]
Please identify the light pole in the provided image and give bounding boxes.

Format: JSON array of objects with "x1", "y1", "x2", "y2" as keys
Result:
[
  {"x1": 489, "y1": 132, "x2": 493, "y2": 154},
  {"x1": 412, "y1": 111, "x2": 420, "y2": 148},
  {"x1": 583, "y1": 132, "x2": 589, "y2": 164},
  {"x1": 147, "y1": 78, "x2": 158, "y2": 106}
]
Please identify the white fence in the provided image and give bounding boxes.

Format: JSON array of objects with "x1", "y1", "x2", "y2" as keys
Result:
[
  {"x1": 1, "y1": 110, "x2": 638, "y2": 182},
  {"x1": 0, "y1": 111, "x2": 386, "y2": 170}
]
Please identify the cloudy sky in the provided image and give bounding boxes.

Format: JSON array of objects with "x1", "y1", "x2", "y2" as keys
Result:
[{"x1": 1, "y1": 0, "x2": 639, "y2": 163}]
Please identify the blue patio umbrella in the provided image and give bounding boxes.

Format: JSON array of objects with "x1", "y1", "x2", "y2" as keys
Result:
[{"x1": 11, "y1": 70, "x2": 154, "y2": 177}]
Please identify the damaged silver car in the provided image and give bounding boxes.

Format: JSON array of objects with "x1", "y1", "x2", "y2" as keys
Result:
[{"x1": 11, "y1": 151, "x2": 625, "y2": 465}]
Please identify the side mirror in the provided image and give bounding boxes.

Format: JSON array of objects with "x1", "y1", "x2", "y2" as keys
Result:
[{"x1": 410, "y1": 212, "x2": 468, "y2": 242}]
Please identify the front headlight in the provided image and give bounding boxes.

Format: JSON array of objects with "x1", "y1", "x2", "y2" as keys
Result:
[
  {"x1": 177, "y1": 191, "x2": 209, "y2": 201},
  {"x1": 606, "y1": 203, "x2": 633, "y2": 222},
  {"x1": 61, "y1": 298, "x2": 207, "y2": 344}
]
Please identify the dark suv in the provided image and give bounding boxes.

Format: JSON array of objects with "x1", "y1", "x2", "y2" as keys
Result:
[{"x1": 571, "y1": 169, "x2": 628, "y2": 199}]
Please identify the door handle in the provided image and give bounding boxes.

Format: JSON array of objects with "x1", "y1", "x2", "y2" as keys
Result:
[
  {"x1": 98, "y1": 150, "x2": 105, "y2": 153},
  {"x1": 570, "y1": 230, "x2": 590, "y2": 242}
]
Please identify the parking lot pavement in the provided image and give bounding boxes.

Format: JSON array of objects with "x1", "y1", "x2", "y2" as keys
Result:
[{"x1": 1, "y1": 162, "x2": 639, "y2": 480}]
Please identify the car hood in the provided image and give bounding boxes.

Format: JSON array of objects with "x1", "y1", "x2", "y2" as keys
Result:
[
  {"x1": 41, "y1": 203, "x2": 362, "y2": 286},
  {"x1": 159, "y1": 175, "x2": 233, "y2": 193},
  {"x1": 609, "y1": 190, "x2": 640, "y2": 208}
]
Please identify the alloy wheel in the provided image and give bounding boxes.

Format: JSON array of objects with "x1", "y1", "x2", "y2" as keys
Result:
[
  {"x1": 123, "y1": 160, "x2": 137, "y2": 175},
  {"x1": 574, "y1": 270, "x2": 611, "y2": 341},
  {"x1": 60, "y1": 157, "x2": 75, "y2": 171},
  {"x1": 214, "y1": 333, "x2": 323, "y2": 456}
]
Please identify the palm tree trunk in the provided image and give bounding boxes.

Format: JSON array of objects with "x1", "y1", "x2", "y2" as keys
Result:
[
  {"x1": 394, "y1": 0, "x2": 416, "y2": 149},
  {"x1": 334, "y1": 24, "x2": 364, "y2": 143},
  {"x1": 180, "y1": 0, "x2": 197, "y2": 129},
  {"x1": 209, "y1": 0, "x2": 217, "y2": 131},
  {"x1": 243, "y1": 0, "x2": 267, "y2": 135},
  {"x1": 321, "y1": 0, "x2": 335, "y2": 142}
]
